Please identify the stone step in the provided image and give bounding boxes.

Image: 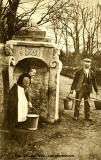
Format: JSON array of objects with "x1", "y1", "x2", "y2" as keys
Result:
[
  {"x1": 13, "y1": 35, "x2": 51, "y2": 42},
  {"x1": 32, "y1": 31, "x2": 46, "y2": 37},
  {"x1": 32, "y1": 37, "x2": 51, "y2": 42},
  {"x1": 19, "y1": 28, "x2": 46, "y2": 37}
]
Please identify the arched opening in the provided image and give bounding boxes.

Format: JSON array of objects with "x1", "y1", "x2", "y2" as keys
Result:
[
  {"x1": 14, "y1": 57, "x2": 48, "y2": 82},
  {"x1": 14, "y1": 57, "x2": 49, "y2": 119}
]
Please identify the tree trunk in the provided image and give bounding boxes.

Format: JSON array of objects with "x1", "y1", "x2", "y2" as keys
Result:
[
  {"x1": 75, "y1": 17, "x2": 79, "y2": 55},
  {"x1": 6, "y1": 0, "x2": 20, "y2": 41},
  {"x1": 65, "y1": 38, "x2": 69, "y2": 64},
  {"x1": 83, "y1": 28, "x2": 86, "y2": 54},
  {"x1": 0, "y1": 0, "x2": 20, "y2": 42}
]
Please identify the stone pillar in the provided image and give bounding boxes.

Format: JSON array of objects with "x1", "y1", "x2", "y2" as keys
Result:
[
  {"x1": 55, "y1": 60, "x2": 62, "y2": 120},
  {"x1": 8, "y1": 57, "x2": 15, "y2": 89},
  {"x1": 47, "y1": 49, "x2": 62, "y2": 123},
  {"x1": 2, "y1": 56, "x2": 15, "y2": 125},
  {"x1": 2, "y1": 44, "x2": 15, "y2": 126},
  {"x1": 4, "y1": 44, "x2": 15, "y2": 89}
]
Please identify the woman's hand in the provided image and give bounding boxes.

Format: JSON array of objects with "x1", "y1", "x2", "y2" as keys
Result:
[{"x1": 28, "y1": 102, "x2": 33, "y2": 108}]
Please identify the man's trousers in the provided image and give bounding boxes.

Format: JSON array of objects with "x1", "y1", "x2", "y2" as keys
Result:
[{"x1": 74, "y1": 87, "x2": 90, "y2": 119}]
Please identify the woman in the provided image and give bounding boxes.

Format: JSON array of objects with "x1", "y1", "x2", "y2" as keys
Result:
[
  {"x1": 17, "y1": 68, "x2": 36, "y2": 108},
  {"x1": 17, "y1": 68, "x2": 36, "y2": 87}
]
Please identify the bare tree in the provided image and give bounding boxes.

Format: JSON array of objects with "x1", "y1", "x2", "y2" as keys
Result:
[
  {"x1": 46, "y1": 0, "x2": 101, "y2": 57},
  {"x1": 0, "y1": 0, "x2": 65, "y2": 43},
  {"x1": 46, "y1": 0, "x2": 82, "y2": 56},
  {"x1": 81, "y1": 5, "x2": 101, "y2": 55}
]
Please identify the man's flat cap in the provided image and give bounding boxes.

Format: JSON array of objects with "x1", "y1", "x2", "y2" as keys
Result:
[{"x1": 83, "y1": 58, "x2": 91, "y2": 63}]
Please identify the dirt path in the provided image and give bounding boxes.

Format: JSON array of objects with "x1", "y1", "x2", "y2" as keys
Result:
[{"x1": 0, "y1": 109, "x2": 101, "y2": 160}]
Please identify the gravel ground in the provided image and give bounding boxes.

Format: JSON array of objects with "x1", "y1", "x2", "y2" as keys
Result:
[{"x1": 0, "y1": 108, "x2": 101, "y2": 160}]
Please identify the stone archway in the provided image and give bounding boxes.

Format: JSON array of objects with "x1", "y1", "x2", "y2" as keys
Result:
[
  {"x1": 14, "y1": 57, "x2": 49, "y2": 119},
  {"x1": 1, "y1": 25, "x2": 62, "y2": 124},
  {"x1": 14, "y1": 56, "x2": 49, "y2": 84}
]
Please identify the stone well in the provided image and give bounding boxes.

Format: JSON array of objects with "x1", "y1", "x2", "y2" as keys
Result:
[{"x1": 0, "y1": 25, "x2": 62, "y2": 125}]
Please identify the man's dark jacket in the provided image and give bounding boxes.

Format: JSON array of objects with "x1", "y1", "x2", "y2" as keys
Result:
[{"x1": 71, "y1": 68, "x2": 98, "y2": 93}]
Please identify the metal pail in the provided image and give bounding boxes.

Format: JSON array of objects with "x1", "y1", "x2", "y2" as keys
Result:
[
  {"x1": 64, "y1": 96, "x2": 73, "y2": 110},
  {"x1": 27, "y1": 114, "x2": 39, "y2": 130}
]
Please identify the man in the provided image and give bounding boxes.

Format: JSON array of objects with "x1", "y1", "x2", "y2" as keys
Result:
[
  {"x1": 70, "y1": 58, "x2": 98, "y2": 121},
  {"x1": 17, "y1": 68, "x2": 36, "y2": 108}
]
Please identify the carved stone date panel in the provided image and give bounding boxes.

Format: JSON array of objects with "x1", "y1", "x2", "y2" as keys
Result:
[
  {"x1": 14, "y1": 46, "x2": 40, "y2": 57},
  {"x1": 25, "y1": 47, "x2": 40, "y2": 57}
]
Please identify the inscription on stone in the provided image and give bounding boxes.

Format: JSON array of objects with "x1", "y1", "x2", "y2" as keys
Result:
[
  {"x1": 19, "y1": 46, "x2": 24, "y2": 55},
  {"x1": 25, "y1": 47, "x2": 40, "y2": 57},
  {"x1": 17, "y1": 46, "x2": 40, "y2": 57}
]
